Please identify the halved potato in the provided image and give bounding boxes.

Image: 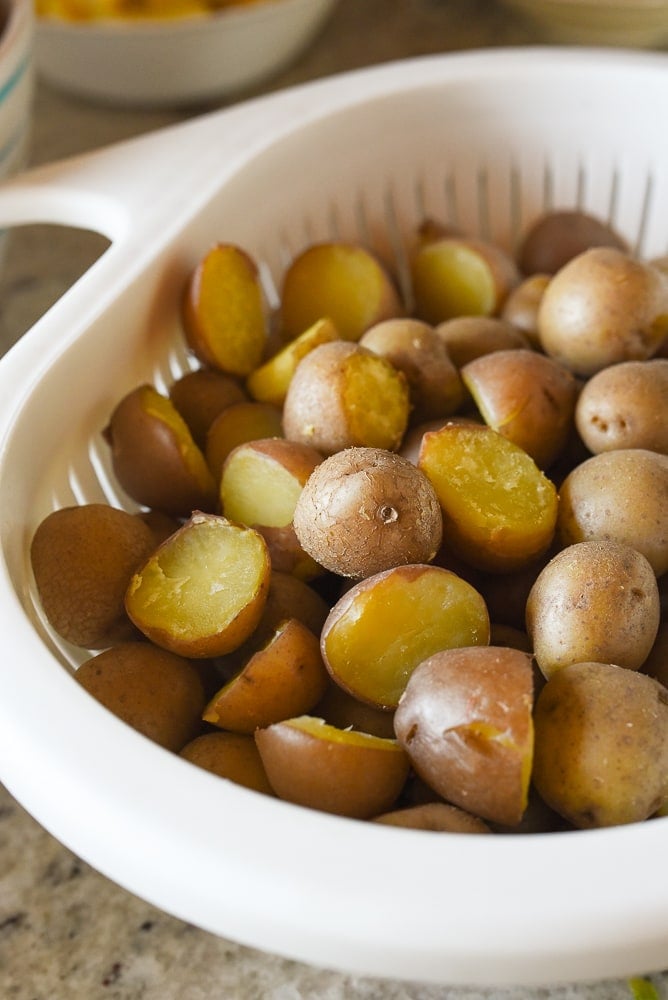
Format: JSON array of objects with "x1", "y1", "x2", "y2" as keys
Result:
[
  {"x1": 180, "y1": 731, "x2": 275, "y2": 795},
  {"x1": 246, "y1": 317, "x2": 339, "y2": 406}
]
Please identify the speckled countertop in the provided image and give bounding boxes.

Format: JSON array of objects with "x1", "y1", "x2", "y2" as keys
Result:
[{"x1": 0, "y1": 2, "x2": 667, "y2": 998}]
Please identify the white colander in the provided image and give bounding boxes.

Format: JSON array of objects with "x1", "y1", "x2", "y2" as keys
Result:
[{"x1": 0, "y1": 47, "x2": 666, "y2": 988}]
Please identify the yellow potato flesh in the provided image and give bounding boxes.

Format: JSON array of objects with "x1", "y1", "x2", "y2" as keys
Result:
[
  {"x1": 205, "y1": 401, "x2": 283, "y2": 484},
  {"x1": 221, "y1": 450, "x2": 303, "y2": 528},
  {"x1": 412, "y1": 242, "x2": 496, "y2": 323},
  {"x1": 323, "y1": 566, "x2": 490, "y2": 709},
  {"x1": 342, "y1": 353, "x2": 409, "y2": 450},
  {"x1": 246, "y1": 318, "x2": 338, "y2": 406},
  {"x1": 142, "y1": 387, "x2": 215, "y2": 494}
]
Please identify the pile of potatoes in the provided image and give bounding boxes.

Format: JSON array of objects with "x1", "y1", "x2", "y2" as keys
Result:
[{"x1": 30, "y1": 209, "x2": 668, "y2": 834}]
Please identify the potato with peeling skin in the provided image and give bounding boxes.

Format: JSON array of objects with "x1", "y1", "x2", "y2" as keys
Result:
[
  {"x1": 321, "y1": 563, "x2": 490, "y2": 710},
  {"x1": 169, "y1": 367, "x2": 247, "y2": 448},
  {"x1": 105, "y1": 384, "x2": 217, "y2": 518},
  {"x1": 293, "y1": 447, "x2": 442, "y2": 579},
  {"x1": 180, "y1": 731, "x2": 274, "y2": 795},
  {"x1": 282, "y1": 340, "x2": 410, "y2": 456},
  {"x1": 255, "y1": 716, "x2": 410, "y2": 819},
  {"x1": 279, "y1": 242, "x2": 403, "y2": 343},
  {"x1": 435, "y1": 315, "x2": 529, "y2": 368},
  {"x1": 125, "y1": 512, "x2": 270, "y2": 658},
  {"x1": 373, "y1": 801, "x2": 491, "y2": 833},
  {"x1": 246, "y1": 317, "x2": 339, "y2": 407},
  {"x1": 411, "y1": 236, "x2": 520, "y2": 324},
  {"x1": 532, "y1": 661, "x2": 668, "y2": 828},
  {"x1": 526, "y1": 540, "x2": 660, "y2": 680},
  {"x1": 393, "y1": 645, "x2": 534, "y2": 827},
  {"x1": 31, "y1": 504, "x2": 157, "y2": 649},
  {"x1": 182, "y1": 242, "x2": 267, "y2": 377},
  {"x1": 575, "y1": 358, "x2": 668, "y2": 455},
  {"x1": 76, "y1": 642, "x2": 206, "y2": 752}
]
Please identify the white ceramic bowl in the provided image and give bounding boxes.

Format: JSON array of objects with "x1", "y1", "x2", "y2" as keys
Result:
[
  {"x1": 0, "y1": 47, "x2": 666, "y2": 989},
  {"x1": 502, "y1": 0, "x2": 668, "y2": 47},
  {"x1": 0, "y1": 0, "x2": 32, "y2": 189},
  {"x1": 34, "y1": 0, "x2": 338, "y2": 107}
]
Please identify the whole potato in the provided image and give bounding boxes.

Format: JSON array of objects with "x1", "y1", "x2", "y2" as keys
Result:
[
  {"x1": 575, "y1": 358, "x2": 668, "y2": 455},
  {"x1": 532, "y1": 661, "x2": 668, "y2": 828},
  {"x1": 526, "y1": 540, "x2": 660, "y2": 679},
  {"x1": 557, "y1": 449, "x2": 668, "y2": 576}
]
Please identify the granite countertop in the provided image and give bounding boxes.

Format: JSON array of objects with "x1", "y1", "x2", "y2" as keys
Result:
[{"x1": 0, "y1": 1, "x2": 666, "y2": 997}]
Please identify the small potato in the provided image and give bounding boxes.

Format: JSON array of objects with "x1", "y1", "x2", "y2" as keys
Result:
[
  {"x1": 312, "y1": 681, "x2": 397, "y2": 739},
  {"x1": 169, "y1": 367, "x2": 247, "y2": 448},
  {"x1": 359, "y1": 318, "x2": 464, "y2": 421},
  {"x1": 418, "y1": 423, "x2": 558, "y2": 572},
  {"x1": 182, "y1": 243, "x2": 267, "y2": 377},
  {"x1": 203, "y1": 618, "x2": 329, "y2": 733},
  {"x1": 642, "y1": 623, "x2": 668, "y2": 689},
  {"x1": 254, "y1": 715, "x2": 410, "y2": 819},
  {"x1": 292, "y1": 447, "x2": 443, "y2": 579},
  {"x1": 76, "y1": 642, "x2": 206, "y2": 751},
  {"x1": 411, "y1": 237, "x2": 520, "y2": 324},
  {"x1": 526, "y1": 540, "x2": 660, "y2": 679},
  {"x1": 393, "y1": 646, "x2": 534, "y2": 827},
  {"x1": 321, "y1": 564, "x2": 490, "y2": 710},
  {"x1": 575, "y1": 358, "x2": 668, "y2": 455},
  {"x1": 179, "y1": 732, "x2": 274, "y2": 795},
  {"x1": 532, "y1": 661, "x2": 668, "y2": 828},
  {"x1": 373, "y1": 802, "x2": 491, "y2": 833},
  {"x1": 461, "y1": 348, "x2": 578, "y2": 469},
  {"x1": 282, "y1": 340, "x2": 410, "y2": 456},
  {"x1": 246, "y1": 317, "x2": 339, "y2": 407},
  {"x1": 205, "y1": 400, "x2": 283, "y2": 484},
  {"x1": 104, "y1": 384, "x2": 217, "y2": 517},
  {"x1": 279, "y1": 242, "x2": 403, "y2": 343},
  {"x1": 435, "y1": 316, "x2": 528, "y2": 368},
  {"x1": 516, "y1": 209, "x2": 627, "y2": 276},
  {"x1": 31, "y1": 503, "x2": 157, "y2": 649},
  {"x1": 125, "y1": 512, "x2": 270, "y2": 658},
  {"x1": 500, "y1": 274, "x2": 550, "y2": 348},
  {"x1": 537, "y1": 247, "x2": 668, "y2": 376},
  {"x1": 557, "y1": 449, "x2": 668, "y2": 576}
]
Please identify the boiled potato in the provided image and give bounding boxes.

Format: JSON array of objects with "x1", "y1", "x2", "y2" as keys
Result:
[
  {"x1": 435, "y1": 315, "x2": 528, "y2": 368},
  {"x1": 532, "y1": 661, "x2": 668, "y2": 828},
  {"x1": 254, "y1": 716, "x2": 410, "y2": 819},
  {"x1": 461, "y1": 348, "x2": 578, "y2": 469},
  {"x1": 393, "y1": 646, "x2": 534, "y2": 826},
  {"x1": 359, "y1": 318, "x2": 464, "y2": 421},
  {"x1": 292, "y1": 447, "x2": 443, "y2": 579},
  {"x1": 31, "y1": 503, "x2": 157, "y2": 649},
  {"x1": 526, "y1": 540, "x2": 660, "y2": 679},
  {"x1": 516, "y1": 209, "x2": 627, "y2": 276},
  {"x1": 76, "y1": 642, "x2": 205, "y2": 751},
  {"x1": 125, "y1": 512, "x2": 270, "y2": 658},
  {"x1": 279, "y1": 242, "x2": 403, "y2": 342},
  {"x1": 575, "y1": 358, "x2": 668, "y2": 455},
  {"x1": 500, "y1": 274, "x2": 550, "y2": 348},
  {"x1": 373, "y1": 801, "x2": 491, "y2": 833},
  {"x1": 203, "y1": 618, "x2": 329, "y2": 733},
  {"x1": 312, "y1": 680, "x2": 397, "y2": 739},
  {"x1": 169, "y1": 367, "x2": 247, "y2": 448},
  {"x1": 557, "y1": 449, "x2": 668, "y2": 576},
  {"x1": 321, "y1": 563, "x2": 490, "y2": 710},
  {"x1": 642, "y1": 623, "x2": 668, "y2": 689},
  {"x1": 182, "y1": 243, "x2": 267, "y2": 377},
  {"x1": 179, "y1": 731, "x2": 274, "y2": 795},
  {"x1": 282, "y1": 340, "x2": 410, "y2": 455},
  {"x1": 537, "y1": 247, "x2": 668, "y2": 376},
  {"x1": 418, "y1": 422, "x2": 558, "y2": 572},
  {"x1": 205, "y1": 400, "x2": 283, "y2": 484},
  {"x1": 104, "y1": 383, "x2": 217, "y2": 517},
  {"x1": 246, "y1": 317, "x2": 338, "y2": 407}
]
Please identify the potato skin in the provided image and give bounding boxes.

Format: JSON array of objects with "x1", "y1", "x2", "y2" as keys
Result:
[
  {"x1": 517, "y1": 210, "x2": 627, "y2": 276},
  {"x1": 293, "y1": 447, "x2": 443, "y2": 579},
  {"x1": 575, "y1": 358, "x2": 668, "y2": 455},
  {"x1": 373, "y1": 801, "x2": 491, "y2": 833}
]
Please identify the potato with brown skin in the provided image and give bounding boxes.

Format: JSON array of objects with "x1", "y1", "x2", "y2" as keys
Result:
[
  {"x1": 516, "y1": 209, "x2": 627, "y2": 276},
  {"x1": 179, "y1": 731, "x2": 275, "y2": 795},
  {"x1": 292, "y1": 447, "x2": 442, "y2": 579},
  {"x1": 526, "y1": 540, "x2": 660, "y2": 680},
  {"x1": 557, "y1": 449, "x2": 668, "y2": 576},
  {"x1": 532, "y1": 661, "x2": 668, "y2": 828},
  {"x1": 435, "y1": 316, "x2": 529, "y2": 368},
  {"x1": 321, "y1": 564, "x2": 490, "y2": 710},
  {"x1": 359, "y1": 318, "x2": 464, "y2": 422},
  {"x1": 104, "y1": 384, "x2": 217, "y2": 517},
  {"x1": 393, "y1": 646, "x2": 534, "y2": 827},
  {"x1": 373, "y1": 801, "x2": 491, "y2": 833},
  {"x1": 500, "y1": 274, "x2": 550, "y2": 348},
  {"x1": 537, "y1": 247, "x2": 668, "y2": 376},
  {"x1": 312, "y1": 681, "x2": 397, "y2": 740},
  {"x1": 31, "y1": 504, "x2": 157, "y2": 649},
  {"x1": 182, "y1": 243, "x2": 267, "y2": 377},
  {"x1": 76, "y1": 642, "x2": 206, "y2": 751},
  {"x1": 125, "y1": 512, "x2": 270, "y2": 658},
  {"x1": 254, "y1": 716, "x2": 410, "y2": 819},
  {"x1": 575, "y1": 358, "x2": 668, "y2": 455},
  {"x1": 169, "y1": 367, "x2": 247, "y2": 448},
  {"x1": 282, "y1": 340, "x2": 410, "y2": 456},
  {"x1": 205, "y1": 400, "x2": 283, "y2": 484},
  {"x1": 279, "y1": 242, "x2": 403, "y2": 343},
  {"x1": 642, "y1": 622, "x2": 668, "y2": 689},
  {"x1": 202, "y1": 618, "x2": 329, "y2": 734},
  {"x1": 461, "y1": 348, "x2": 578, "y2": 469}
]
